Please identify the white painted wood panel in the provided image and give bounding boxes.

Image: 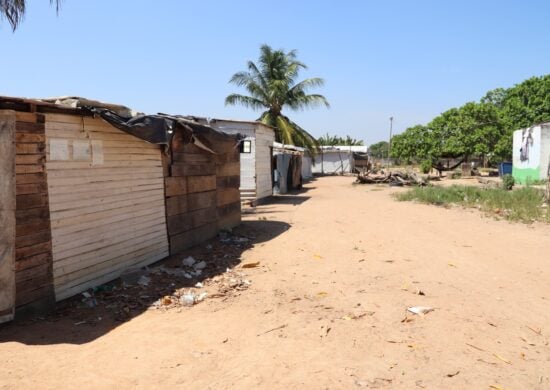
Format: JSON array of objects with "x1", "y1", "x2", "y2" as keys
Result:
[{"x1": 255, "y1": 124, "x2": 275, "y2": 199}]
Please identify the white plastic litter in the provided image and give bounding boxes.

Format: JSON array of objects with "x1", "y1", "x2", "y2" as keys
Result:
[
  {"x1": 407, "y1": 306, "x2": 434, "y2": 315},
  {"x1": 182, "y1": 256, "x2": 196, "y2": 267}
]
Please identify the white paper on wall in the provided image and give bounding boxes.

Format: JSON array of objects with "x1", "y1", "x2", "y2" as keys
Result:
[
  {"x1": 73, "y1": 140, "x2": 91, "y2": 161},
  {"x1": 49, "y1": 139, "x2": 69, "y2": 161},
  {"x1": 91, "y1": 140, "x2": 104, "y2": 165}
]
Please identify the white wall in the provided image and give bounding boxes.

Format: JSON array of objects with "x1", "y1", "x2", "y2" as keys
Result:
[
  {"x1": 302, "y1": 156, "x2": 313, "y2": 179},
  {"x1": 208, "y1": 120, "x2": 275, "y2": 201},
  {"x1": 540, "y1": 124, "x2": 550, "y2": 179},
  {"x1": 255, "y1": 124, "x2": 275, "y2": 199},
  {"x1": 208, "y1": 121, "x2": 257, "y2": 193},
  {"x1": 312, "y1": 151, "x2": 352, "y2": 174}
]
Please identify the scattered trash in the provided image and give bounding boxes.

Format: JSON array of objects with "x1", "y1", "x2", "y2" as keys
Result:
[
  {"x1": 161, "y1": 296, "x2": 173, "y2": 306},
  {"x1": 242, "y1": 261, "x2": 260, "y2": 268},
  {"x1": 448, "y1": 263, "x2": 457, "y2": 268},
  {"x1": 317, "y1": 291, "x2": 328, "y2": 298},
  {"x1": 341, "y1": 312, "x2": 374, "y2": 320},
  {"x1": 465, "y1": 343, "x2": 485, "y2": 352},
  {"x1": 489, "y1": 385, "x2": 505, "y2": 390},
  {"x1": 257, "y1": 323, "x2": 288, "y2": 336},
  {"x1": 446, "y1": 371, "x2": 460, "y2": 378},
  {"x1": 182, "y1": 256, "x2": 196, "y2": 267},
  {"x1": 206, "y1": 244, "x2": 213, "y2": 250},
  {"x1": 80, "y1": 291, "x2": 98, "y2": 308},
  {"x1": 313, "y1": 254, "x2": 323, "y2": 260},
  {"x1": 196, "y1": 292, "x2": 207, "y2": 302},
  {"x1": 120, "y1": 267, "x2": 147, "y2": 286},
  {"x1": 407, "y1": 306, "x2": 434, "y2": 315},
  {"x1": 195, "y1": 282, "x2": 204, "y2": 288},
  {"x1": 137, "y1": 275, "x2": 151, "y2": 287},
  {"x1": 416, "y1": 289, "x2": 425, "y2": 296},
  {"x1": 493, "y1": 353, "x2": 512, "y2": 365},
  {"x1": 180, "y1": 293, "x2": 196, "y2": 307},
  {"x1": 194, "y1": 261, "x2": 207, "y2": 270},
  {"x1": 526, "y1": 325, "x2": 542, "y2": 335}
]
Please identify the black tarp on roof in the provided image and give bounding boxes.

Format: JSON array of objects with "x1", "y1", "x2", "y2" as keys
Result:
[{"x1": 83, "y1": 107, "x2": 241, "y2": 153}]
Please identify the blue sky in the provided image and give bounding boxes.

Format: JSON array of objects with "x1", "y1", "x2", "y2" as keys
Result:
[{"x1": 1, "y1": 1, "x2": 549, "y2": 144}]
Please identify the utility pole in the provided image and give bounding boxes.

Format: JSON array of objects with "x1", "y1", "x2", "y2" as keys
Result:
[{"x1": 388, "y1": 116, "x2": 394, "y2": 169}]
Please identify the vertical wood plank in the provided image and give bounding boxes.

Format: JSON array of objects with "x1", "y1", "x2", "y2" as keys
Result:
[{"x1": 0, "y1": 110, "x2": 16, "y2": 323}]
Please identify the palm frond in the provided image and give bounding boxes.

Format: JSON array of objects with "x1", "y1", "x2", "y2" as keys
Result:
[
  {"x1": 287, "y1": 94, "x2": 330, "y2": 111},
  {"x1": 1, "y1": 0, "x2": 60, "y2": 31},
  {"x1": 289, "y1": 78, "x2": 325, "y2": 94},
  {"x1": 225, "y1": 94, "x2": 266, "y2": 110}
]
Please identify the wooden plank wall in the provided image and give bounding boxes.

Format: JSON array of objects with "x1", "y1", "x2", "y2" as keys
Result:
[
  {"x1": 215, "y1": 143, "x2": 241, "y2": 230},
  {"x1": 0, "y1": 110, "x2": 17, "y2": 323},
  {"x1": 164, "y1": 131, "x2": 241, "y2": 254},
  {"x1": 14, "y1": 111, "x2": 55, "y2": 312},
  {"x1": 44, "y1": 114, "x2": 169, "y2": 301}
]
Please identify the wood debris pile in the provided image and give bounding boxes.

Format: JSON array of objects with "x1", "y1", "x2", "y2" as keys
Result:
[{"x1": 356, "y1": 170, "x2": 438, "y2": 186}]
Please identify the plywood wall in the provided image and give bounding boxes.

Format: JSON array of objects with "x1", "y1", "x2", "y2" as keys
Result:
[
  {"x1": 14, "y1": 112, "x2": 55, "y2": 312},
  {"x1": 44, "y1": 114, "x2": 169, "y2": 301}
]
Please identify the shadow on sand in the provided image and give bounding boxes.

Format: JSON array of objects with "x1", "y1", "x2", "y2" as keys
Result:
[{"x1": 0, "y1": 219, "x2": 290, "y2": 346}]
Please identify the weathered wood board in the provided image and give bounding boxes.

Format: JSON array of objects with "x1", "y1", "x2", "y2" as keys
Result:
[
  {"x1": 44, "y1": 114, "x2": 169, "y2": 301},
  {"x1": 0, "y1": 111, "x2": 16, "y2": 323}
]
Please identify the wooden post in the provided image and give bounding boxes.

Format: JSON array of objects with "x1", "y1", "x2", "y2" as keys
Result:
[
  {"x1": 546, "y1": 160, "x2": 550, "y2": 203},
  {"x1": 0, "y1": 110, "x2": 16, "y2": 323}
]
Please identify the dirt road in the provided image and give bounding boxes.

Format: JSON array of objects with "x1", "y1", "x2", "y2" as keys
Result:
[{"x1": 1, "y1": 176, "x2": 549, "y2": 389}]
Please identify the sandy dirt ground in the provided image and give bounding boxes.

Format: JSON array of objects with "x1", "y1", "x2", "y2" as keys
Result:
[{"x1": 1, "y1": 176, "x2": 549, "y2": 389}]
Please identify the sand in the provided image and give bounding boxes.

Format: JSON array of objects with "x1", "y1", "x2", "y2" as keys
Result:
[{"x1": 1, "y1": 176, "x2": 549, "y2": 389}]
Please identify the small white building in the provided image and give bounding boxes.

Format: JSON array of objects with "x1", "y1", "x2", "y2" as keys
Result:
[
  {"x1": 512, "y1": 122, "x2": 550, "y2": 184},
  {"x1": 194, "y1": 118, "x2": 276, "y2": 202},
  {"x1": 312, "y1": 145, "x2": 368, "y2": 175}
]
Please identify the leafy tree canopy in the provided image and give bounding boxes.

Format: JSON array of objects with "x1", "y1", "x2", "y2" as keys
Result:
[
  {"x1": 391, "y1": 75, "x2": 550, "y2": 164},
  {"x1": 367, "y1": 141, "x2": 389, "y2": 158}
]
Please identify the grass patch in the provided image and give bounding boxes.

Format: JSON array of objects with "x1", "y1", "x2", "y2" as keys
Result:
[{"x1": 395, "y1": 185, "x2": 549, "y2": 223}]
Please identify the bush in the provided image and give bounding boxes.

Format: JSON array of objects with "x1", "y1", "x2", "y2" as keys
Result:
[
  {"x1": 450, "y1": 171, "x2": 461, "y2": 179},
  {"x1": 502, "y1": 174, "x2": 515, "y2": 190},
  {"x1": 420, "y1": 160, "x2": 432, "y2": 174}
]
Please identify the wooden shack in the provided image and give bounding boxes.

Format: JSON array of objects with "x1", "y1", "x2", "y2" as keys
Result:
[{"x1": 0, "y1": 96, "x2": 241, "y2": 322}]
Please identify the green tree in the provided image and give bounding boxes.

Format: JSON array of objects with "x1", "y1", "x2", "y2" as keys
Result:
[
  {"x1": 367, "y1": 141, "x2": 389, "y2": 158},
  {"x1": 226, "y1": 45, "x2": 329, "y2": 151},
  {"x1": 1, "y1": 0, "x2": 60, "y2": 31},
  {"x1": 391, "y1": 75, "x2": 549, "y2": 165}
]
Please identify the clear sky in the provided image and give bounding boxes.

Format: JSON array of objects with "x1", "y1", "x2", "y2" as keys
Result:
[{"x1": 1, "y1": 1, "x2": 549, "y2": 144}]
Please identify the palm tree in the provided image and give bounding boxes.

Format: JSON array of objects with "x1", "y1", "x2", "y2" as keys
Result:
[
  {"x1": 343, "y1": 135, "x2": 364, "y2": 146},
  {"x1": 318, "y1": 133, "x2": 364, "y2": 146},
  {"x1": 1, "y1": 0, "x2": 60, "y2": 31},
  {"x1": 318, "y1": 133, "x2": 340, "y2": 146},
  {"x1": 226, "y1": 45, "x2": 329, "y2": 151}
]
